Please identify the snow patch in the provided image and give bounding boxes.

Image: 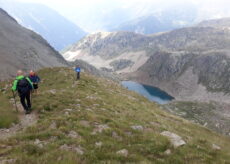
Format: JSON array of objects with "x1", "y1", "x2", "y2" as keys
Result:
[{"x1": 99, "y1": 31, "x2": 112, "y2": 39}]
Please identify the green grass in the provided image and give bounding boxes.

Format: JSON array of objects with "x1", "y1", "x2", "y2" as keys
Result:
[
  {"x1": 0, "y1": 81, "x2": 18, "y2": 128},
  {"x1": 0, "y1": 67, "x2": 230, "y2": 163}
]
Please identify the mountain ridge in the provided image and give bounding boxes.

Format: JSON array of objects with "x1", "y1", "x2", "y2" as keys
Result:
[
  {"x1": 63, "y1": 19, "x2": 230, "y2": 103},
  {"x1": 0, "y1": 8, "x2": 67, "y2": 80}
]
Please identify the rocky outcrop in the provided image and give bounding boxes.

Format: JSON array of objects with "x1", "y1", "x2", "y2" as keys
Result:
[{"x1": 132, "y1": 50, "x2": 230, "y2": 102}]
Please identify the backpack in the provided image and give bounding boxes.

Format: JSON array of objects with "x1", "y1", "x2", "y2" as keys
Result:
[{"x1": 17, "y1": 77, "x2": 30, "y2": 94}]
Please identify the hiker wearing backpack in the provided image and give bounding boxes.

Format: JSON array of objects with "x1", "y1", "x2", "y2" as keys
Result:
[
  {"x1": 29, "y1": 70, "x2": 40, "y2": 94},
  {"x1": 12, "y1": 70, "x2": 33, "y2": 114},
  {"x1": 75, "y1": 66, "x2": 81, "y2": 80}
]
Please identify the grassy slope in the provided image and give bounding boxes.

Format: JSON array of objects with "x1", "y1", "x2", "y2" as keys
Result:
[
  {"x1": 0, "y1": 81, "x2": 18, "y2": 128},
  {"x1": 0, "y1": 67, "x2": 230, "y2": 163}
]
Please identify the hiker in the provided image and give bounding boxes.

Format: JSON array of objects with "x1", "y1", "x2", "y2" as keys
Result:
[
  {"x1": 29, "y1": 70, "x2": 40, "y2": 94},
  {"x1": 12, "y1": 70, "x2": 33, "y2": 114},
  {"x1": 75, "y1": 66, "x2": 81, "y2": 80}
]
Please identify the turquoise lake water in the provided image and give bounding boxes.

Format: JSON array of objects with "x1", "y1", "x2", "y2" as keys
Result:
[{"x1": 121, "y1": 81, "x2": 174, "y2": 104}]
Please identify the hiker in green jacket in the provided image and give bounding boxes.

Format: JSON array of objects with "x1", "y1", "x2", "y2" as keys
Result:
[{"x1": 12, "y1": 70, "x2": 33, "y2": 114}]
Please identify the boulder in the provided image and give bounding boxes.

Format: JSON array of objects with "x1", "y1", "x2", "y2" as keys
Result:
[
  {"x1": 212, "y1": 144, "x2": 221, "y2": 150},
  {"x1": 161, "y1": 131, "x2": 186, "y2": 148},
  {"x1": 116, "y1": 149, "x2": 129, "y2": 157}
]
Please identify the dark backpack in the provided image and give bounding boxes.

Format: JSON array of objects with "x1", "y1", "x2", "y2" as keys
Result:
[{"x1": 17, "y1": 77, "x2": 30, "y2": 94}]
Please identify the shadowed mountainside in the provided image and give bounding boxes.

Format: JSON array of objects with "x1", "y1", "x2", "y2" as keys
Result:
[{"x1": 0, "y1": 8, "x2": 67, "y2": 80}]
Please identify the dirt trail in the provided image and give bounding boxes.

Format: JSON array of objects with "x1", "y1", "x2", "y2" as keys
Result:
[{"x1": 0, "y1": 101, "x2": 38, "y2": 140}]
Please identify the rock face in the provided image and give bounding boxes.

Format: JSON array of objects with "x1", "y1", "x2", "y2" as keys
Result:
[
  {"x1": 63, "y1": 32, "x2": 150, "y2": 73},
  {"x1": 0, "y1": 8, "x2": 67, "y2": 80},
  {"x1": 161, "y1": 131, "x2": 186, "y2": 148},
  {"x1": 131, "y1": 26, "x2": 230, "y2": 102}
]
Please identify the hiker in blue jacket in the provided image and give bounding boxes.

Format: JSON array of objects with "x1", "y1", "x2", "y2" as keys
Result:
[
  {"x1": 75, "y1": 66, "x2": 81, "y2": 80},
  {"x1": 29, "y1": 70, "x2": 41, "y2": 94}
]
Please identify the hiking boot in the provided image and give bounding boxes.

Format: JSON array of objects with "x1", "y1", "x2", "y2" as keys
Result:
[{"x1": 25, "y1": 110, "x2": 30, "y2": 115}]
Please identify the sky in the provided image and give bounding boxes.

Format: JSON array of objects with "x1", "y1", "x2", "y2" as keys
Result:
[{"x1": 16, "y1": 0, "x2": 230, "y2": 31}]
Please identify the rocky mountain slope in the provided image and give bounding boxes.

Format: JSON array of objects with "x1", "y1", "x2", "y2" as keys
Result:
[
  {"x1": 131, "y1": 26, "x2": 230, "y2": 102},
  {"x1": 0, "y1": 67, "x2": 229, "y2": 163},
  {"x1": 63, "y1": 18, "x2": 230, "y2": 103},
  {"x1": 0, "y1": 8, "x2": 67, "y2": 80},
  {"x1": 198, "y1": 17, "x2": 230, "y2": 29},
  {"x1": 63, "y1": 31, "x2": 151, "y2": 73},
  {"x1": 0, "y1": 0, "x2": 86, "y2": 50}
]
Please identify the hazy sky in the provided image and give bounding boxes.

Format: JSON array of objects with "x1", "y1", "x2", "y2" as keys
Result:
[
  {"x1": 16, "y1": 0, "x2": 230, "y2": 31},
  {"x1": 17, "y1": 0, "x2": 230, "y2": 7}
]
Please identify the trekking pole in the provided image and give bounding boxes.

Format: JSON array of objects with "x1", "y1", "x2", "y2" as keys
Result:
[{"x1": 12, "y1": 90, "x2": 18, "y2": 112}]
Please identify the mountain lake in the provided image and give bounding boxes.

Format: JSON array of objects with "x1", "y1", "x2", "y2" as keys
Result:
[{"x1": 121, "y1": 81, "x2": 174, "y2": 104}]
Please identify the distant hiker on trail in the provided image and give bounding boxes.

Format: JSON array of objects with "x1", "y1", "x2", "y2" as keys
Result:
[
  {"x1": 12, "y1": 70, "x2": 33, "y2": 114},
  {"x1": 29, "y1": 70, "x2": 40, "y2": 94},
  {"x1": 75, "y1": 66, "x2": 81, "y2": 80}
]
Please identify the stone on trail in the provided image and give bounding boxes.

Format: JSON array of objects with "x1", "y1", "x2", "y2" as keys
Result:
[{"x1": 161, "y1": 131, "x2": 186, "y2": 148}]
